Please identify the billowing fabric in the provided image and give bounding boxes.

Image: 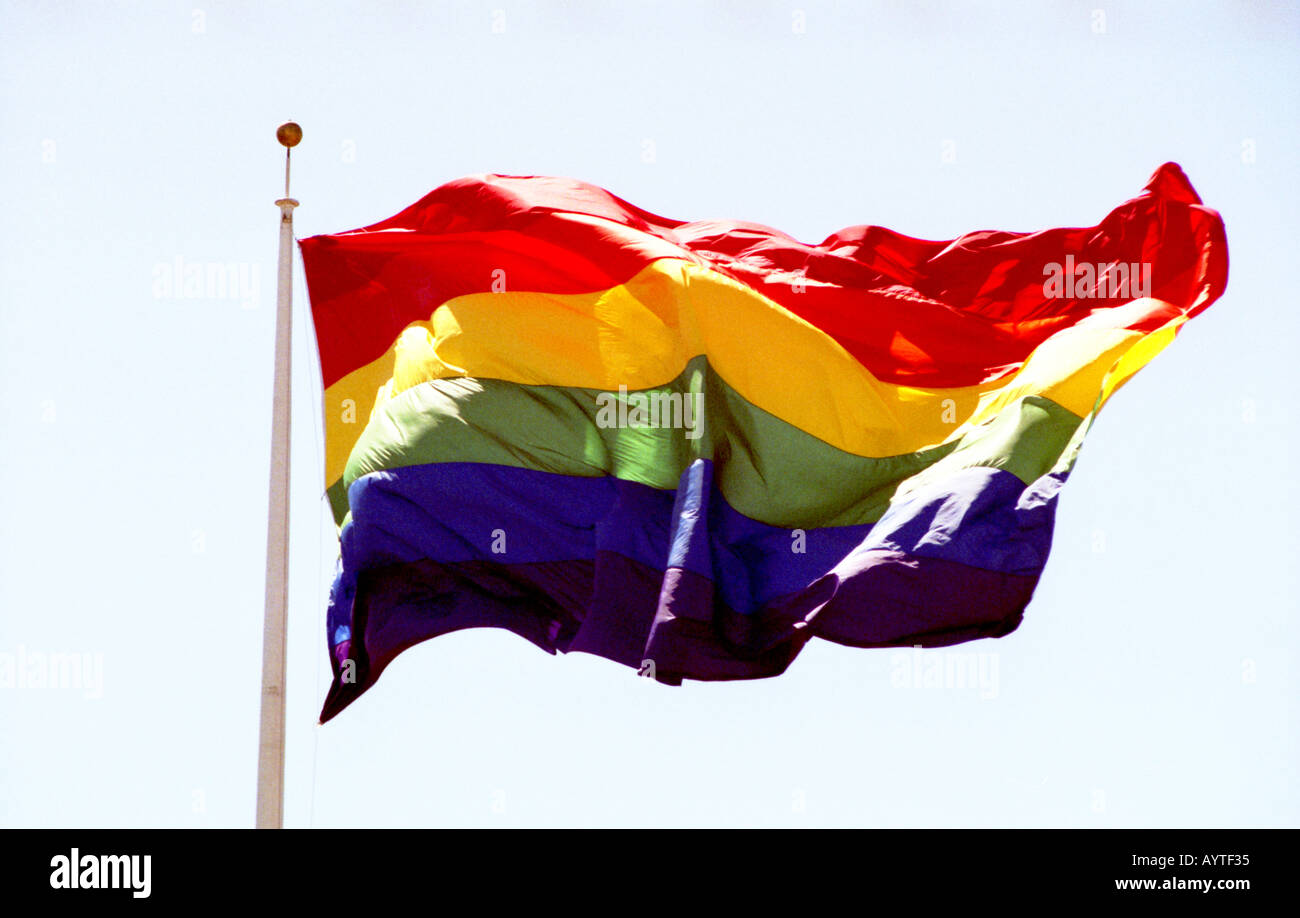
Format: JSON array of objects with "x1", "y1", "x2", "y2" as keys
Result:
[{"x1": 301, "y1": 163, "x2": 1227, "y2": 722}]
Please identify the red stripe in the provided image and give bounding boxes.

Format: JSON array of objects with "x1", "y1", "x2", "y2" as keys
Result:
[{"x1": 303, "y1": 165, "x2": 1227, "y2": 389}]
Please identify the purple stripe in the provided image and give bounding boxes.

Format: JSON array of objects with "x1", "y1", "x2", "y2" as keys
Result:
[
  {"x1": 320, "y1": 460, "x2": 1064, "y2": 720},
  {"x1": 337, "y1": 461, "x2": 1057, "y2": 613},
  {"x1": 319, "y1": 549, "x2": 1036, "y2": 722}
]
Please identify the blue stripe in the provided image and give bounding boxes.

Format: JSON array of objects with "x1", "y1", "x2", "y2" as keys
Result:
[{"x1": 335, "y1": 460, "x2": 1061, "y2": 627}]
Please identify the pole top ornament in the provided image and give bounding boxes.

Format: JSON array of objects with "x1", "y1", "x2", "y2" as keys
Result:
[{"x1": 276, "y1": 122, "x2": 302, "y2": 148}]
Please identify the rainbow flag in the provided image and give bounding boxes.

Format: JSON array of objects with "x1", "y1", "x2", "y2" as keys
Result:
[{"x1": 302, "y1": 163, "x2": 1227, "y2": 722}]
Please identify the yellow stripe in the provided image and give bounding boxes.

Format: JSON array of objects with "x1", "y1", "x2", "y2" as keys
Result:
[
  {"x1": 1098, "y1": 316, "x2": 1185, "y2": 407},
  {"x1": 320, "y1": 260, "x2": 1179, "y2": 485}
]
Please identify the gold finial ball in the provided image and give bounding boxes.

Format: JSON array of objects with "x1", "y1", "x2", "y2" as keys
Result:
[{"x1": 276, "y1": 122, "x2": 303, "y2": 148}]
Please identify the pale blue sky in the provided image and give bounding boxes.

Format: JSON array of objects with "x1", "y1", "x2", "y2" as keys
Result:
[{"x1": 1, "y1": 0, "x2": 1295, "y2": 827}]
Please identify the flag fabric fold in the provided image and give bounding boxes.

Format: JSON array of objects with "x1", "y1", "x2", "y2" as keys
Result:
[{"x1": 301, "y1": 163, "x2": 1227, "y2": 722}]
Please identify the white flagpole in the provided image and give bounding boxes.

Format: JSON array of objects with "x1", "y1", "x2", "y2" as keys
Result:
[{"x1": 257, "y1": 121, "x2": 301, "y2": 829}]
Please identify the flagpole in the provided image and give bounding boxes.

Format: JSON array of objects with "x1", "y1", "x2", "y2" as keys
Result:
[{"x1": 256, "y1": 121, "x2": 301, "y2": 829}]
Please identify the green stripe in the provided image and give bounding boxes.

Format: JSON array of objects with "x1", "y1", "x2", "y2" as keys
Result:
[
  {"x1": 327, "y1": 477, "x2": 350, "y2": 528},
  {"x1": 333, "y1": 356, "x2": 1084, "y2": 529}
]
